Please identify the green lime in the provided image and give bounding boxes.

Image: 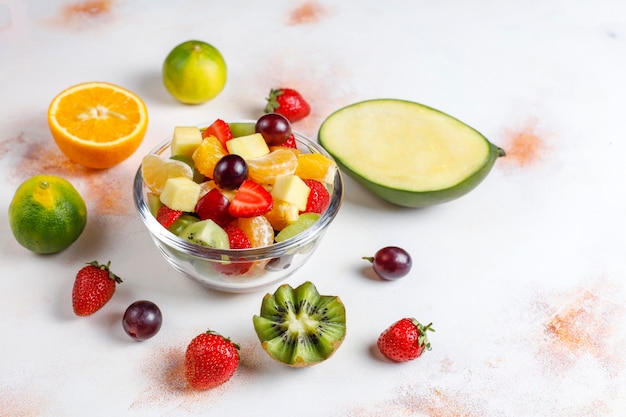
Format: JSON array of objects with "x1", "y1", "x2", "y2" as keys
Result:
[
  {"x1": 9, "y1": 175, "x2": 87, "y2": 254},
  {"x1": 162, "y1": 40, "x2": 227, "y2": 104}
]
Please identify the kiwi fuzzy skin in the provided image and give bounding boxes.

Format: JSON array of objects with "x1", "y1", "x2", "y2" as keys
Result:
[{"x1": 252, "y1": 281, "x2": 346, "y2": 367}]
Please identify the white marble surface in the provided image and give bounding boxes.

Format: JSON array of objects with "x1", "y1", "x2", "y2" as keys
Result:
[{"x1": 1, "y1": 0, "x2": 626, "y2": 415}]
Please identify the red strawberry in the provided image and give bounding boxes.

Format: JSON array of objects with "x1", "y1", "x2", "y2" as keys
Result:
[
  {"x1": 195, "y1": 188, "x2": 236, "y2": 227},
  {"x1": 377, "y1": 318, "x2": 434, "y2": 362},
  {"x1": 224, "y1": 224, "x2": 252, "y2": 249},
  {"x1": 213, "y1": 225, "x2": 253, "y2": 275},
  {"x1": 302, "y1": 179, "x2": 330, "y2": 214},
  {"x1": 228, "y1": 180, "x2": 273, "y2": 218},
  {"x1": 264, "y1": 88, "x2": 311, "y2": 122},
  {"x1": 202, "y1": 119, "x2": 233, "y2": 150},
  {"x1": 281, "y1": 134, "x2": 297, "y2": 149},
  {"x1": 72, "y1": 261, "x2": 122, "y2": 316},
  {"x1": 185, "y1": 330, "x2": 240, "y2": 390},
  {"x1": 156, "y1": 205, "x2": 183, "y2": 229}
]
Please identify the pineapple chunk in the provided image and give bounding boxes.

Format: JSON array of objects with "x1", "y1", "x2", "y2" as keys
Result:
[
  {"x1": 226, "y1": 133, "x2": 270, "y2": 160},
  {"x1": 159, "y1": 177, "x2": 201, "y2": 212},
  {"x1": 171, "y1": 126, "x2": 203, "y2": 157},
  {"x1": 265, "y1": 199, "x2": 300, "y2": 230},
  {"x1": 271, "y1": 175, "x2": 311, "y2": 212}
]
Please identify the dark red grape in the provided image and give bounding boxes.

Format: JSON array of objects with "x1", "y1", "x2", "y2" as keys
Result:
[
  {"x1": 213, "y1": 154, "x2": 248, "y2": 189},
  {"x1": 363, "y1": 246, "x2": 412, "y2": 280},
  {"x1": 122, "y1": 300, "x2": 163, "y2": 341},
  {"x1": 255, "y1": 113, "x2": 291, "y2": 146}
]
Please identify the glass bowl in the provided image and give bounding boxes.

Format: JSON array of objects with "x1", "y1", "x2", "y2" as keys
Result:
[{"x1": 133, "y1": 123, "x2": 343, "y2": 293}]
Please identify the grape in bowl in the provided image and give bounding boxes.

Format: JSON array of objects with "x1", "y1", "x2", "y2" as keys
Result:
[{"x1": 133, "y1": 119, "x2": 343, "y2": 293}]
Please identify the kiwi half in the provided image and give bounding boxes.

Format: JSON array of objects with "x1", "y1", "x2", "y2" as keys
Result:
[{"x1": 252, "y1": 281, "x2": 346, "y2": 367}]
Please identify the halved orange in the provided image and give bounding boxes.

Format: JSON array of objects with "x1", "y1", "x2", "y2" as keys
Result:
[{"x1": 48, "y1": 81, "x2": 148, "y2": 169}]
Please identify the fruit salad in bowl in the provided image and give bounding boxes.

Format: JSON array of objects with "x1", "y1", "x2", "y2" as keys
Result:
[{"x1": 133, "y1": 115, "x2": 343, "y2": 293}]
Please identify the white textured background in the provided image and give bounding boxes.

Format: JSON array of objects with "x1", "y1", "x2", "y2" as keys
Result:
[{"x1": 1, "y1": 1, "x2": 625, "y2": 415}]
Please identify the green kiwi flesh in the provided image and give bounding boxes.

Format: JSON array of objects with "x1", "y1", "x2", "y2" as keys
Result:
[{"x1": 252, "y1": 281, "x2": 346, "y2": 367}]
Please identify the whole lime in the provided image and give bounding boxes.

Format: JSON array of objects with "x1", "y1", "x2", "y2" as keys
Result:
[
  {"x1": 9, "y1": 175, "x2": 87, "y2": 254},
  {"x1": 162, "y1": 40, "x2": 227, "y2": 104}
]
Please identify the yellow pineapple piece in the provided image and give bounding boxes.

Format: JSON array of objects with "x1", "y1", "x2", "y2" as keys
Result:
[
  {"x1": 171, "y1": 126, "x2": 203, "y2": 157},
  {"x1": 159, "y1": 177, "x2": 201, "y2": 212},
  {"x1": 271, "y1": 174, "x2": 310, "y2": 212},
  {"x1": 265, "y1": 199, "x2": 300, "y2": 231},
  {"x1": 226, "y1": 133, "x2": 270, "y2": 160}
]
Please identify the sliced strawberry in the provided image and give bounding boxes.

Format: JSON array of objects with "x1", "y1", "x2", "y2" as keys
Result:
[
  {"x1": 302, "y1": 179, "x2": 330, "y2": 214},
  {"x1": 228, "y1": 180, "x2": 273, "y2": 218},
  {"x1": 213, "y1": 225, "x2": 253, "y2": 275},
  {"x1": 156, "y1": 205, "x2": 183, "y2": 228},
  {"x1": 224, "y1": 224, "x2": 252, "y2": 249},
  {"x1": 202, "y1": 119, "x2": 233, "y2": 150},
  {"x1": 281, "y1": 134, "x2": 297, "y2": 149}
]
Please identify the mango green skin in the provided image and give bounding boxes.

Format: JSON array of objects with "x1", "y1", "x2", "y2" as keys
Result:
[{"x1": 318, "y1": 99, "x2": 506, "y2": 208}]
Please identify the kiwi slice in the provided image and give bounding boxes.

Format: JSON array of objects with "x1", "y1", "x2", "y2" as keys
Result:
[
  {"x1": 252, "y1": 281, "x2": 346, "y2": 367},
  {"x1": 179, "y1": 219, "x2": 229, "y2": 248}
]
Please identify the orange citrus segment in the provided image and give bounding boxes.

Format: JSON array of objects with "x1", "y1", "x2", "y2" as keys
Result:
[
  {"x1": 141, "y1": 154, "x2": 193, "y2": 194},
  {"x1": 192, "y1": 135, "x2": 227, "y2": 177},
  {"x1": 238, "y1": 215, "x2": 274, "y2": 248},
  {"x1": 247, "y1": 148, "x2": 298, "y2": 185},
  {"x1": 295, "y1": 153, "x2": 337, "y2": 184},
  {"x1": 48, "y1": 81, "x2": 148, "y2": 169}
]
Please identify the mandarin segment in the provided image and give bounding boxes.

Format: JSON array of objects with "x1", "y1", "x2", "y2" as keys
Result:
[
  {"x1": 192, "y1": 135, "x2": 227, "y2": 177},
  {"x1": 295, "y1": 153, "x2": 337, "y2": 184},
  {"x1": 237, "y1": 215, "x2": 274, "y2": 248},
  {"x1": 141, "y1": 154, "x2": 193, "y2": 194},
  {"x1": 247, "y1": 148, "x2": 298, "y2": 185},
  {"x1": 47, "y1": 81, "x2": 148, "y2": 169}
]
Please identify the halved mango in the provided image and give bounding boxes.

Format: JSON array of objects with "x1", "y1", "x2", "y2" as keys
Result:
[{"x1": 318, "y1": 99, "x2": 504, "y2": 208}]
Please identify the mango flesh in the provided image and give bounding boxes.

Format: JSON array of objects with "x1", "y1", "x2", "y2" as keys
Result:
[{"x1": 318, "y1": 99, "x2": 505, "y2": 208}]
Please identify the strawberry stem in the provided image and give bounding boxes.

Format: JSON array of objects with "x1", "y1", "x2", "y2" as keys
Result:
[
  {"x1": 411, "y1": 318, "x2": 434, "y2": 351},
  {"x1": 87, "y1": 260, "x2": 123, "y2": 284}
]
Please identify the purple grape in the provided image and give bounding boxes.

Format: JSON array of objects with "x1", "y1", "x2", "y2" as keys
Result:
[
  {"x1": 363, "y1": 246, "x2": 412, "y2": 280},
  {"x1": 255, "y1": 113, "x2": 291, "y2": 146},
  {"x1": 213, "y1": 154, "x2": 248, "y2": 189},
  {"x1": 122, "y1": 300, "x2": 163, "y2": 341}
]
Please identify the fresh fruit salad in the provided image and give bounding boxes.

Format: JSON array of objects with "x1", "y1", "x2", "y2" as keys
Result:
[{"x1": 140, "y1": 114, "x2": 338, "y2": 277}]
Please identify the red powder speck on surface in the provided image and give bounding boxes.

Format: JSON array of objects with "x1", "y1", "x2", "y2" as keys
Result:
[
  {"x1": 345, "y1": 386, "x2": 488, "y2": 417},
  {"x1": 499, "y1": 121, "x2": 548, "y2": 168},
  {"x1": 4, "y1": 130, "x2": 135, "y2": 217},
  {"x1": 63, "y1": 0, "x2": 113, "y2": 19},
  {"x1": 540, "y1": 277, "x2": 625, "y2": 375},
  {"x1": 130, "y1": 339, "x2": 262, "y2": 412},
  {"x1": 288, "y1": 1, "x2": 327, "y2": 25},
  {"x1": 0, "y1": 387, "x2": 46, "y2": 417}
]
